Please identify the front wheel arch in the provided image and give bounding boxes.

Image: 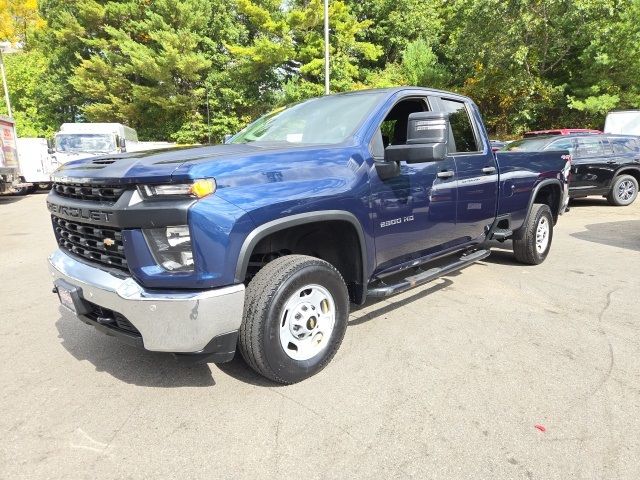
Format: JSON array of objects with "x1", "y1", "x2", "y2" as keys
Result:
[{"x1": 235, "y1": 211, "x2": 369, "y2": 304}]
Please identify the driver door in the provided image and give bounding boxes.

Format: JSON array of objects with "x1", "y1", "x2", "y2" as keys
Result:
[{"x1": 369, "y1": 95, "x2": 458, "y2": 271}]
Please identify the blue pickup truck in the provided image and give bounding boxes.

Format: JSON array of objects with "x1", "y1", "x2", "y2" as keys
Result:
[{"x1": 47, "y1": 87, "x2": 570, "y2": 383}]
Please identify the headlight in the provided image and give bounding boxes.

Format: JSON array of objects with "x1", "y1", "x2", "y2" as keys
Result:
[
  {"x1": 138, "y1": 179, "x2": 216, "y2": 199},
  {"x1": 143, "y1": 225, "x2": 194, "y2": 272}
]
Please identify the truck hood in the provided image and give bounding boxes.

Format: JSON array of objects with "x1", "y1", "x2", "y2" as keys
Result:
[
  {"x1": 50, "y1": 143, "x2": 357, "y2": 191},
  {"x1": 50, "y1": 144, "x2": 301, "y2": 185}
]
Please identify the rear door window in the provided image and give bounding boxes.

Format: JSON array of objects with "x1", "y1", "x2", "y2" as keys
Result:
[
  {"x1": 575, "y1": 137, "x2": 605, "y2": 157},
  {"x1": 439, "y1": 99, "x2": 480, "y2": 153}
]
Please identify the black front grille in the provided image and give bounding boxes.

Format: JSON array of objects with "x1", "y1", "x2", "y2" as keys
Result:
[
  {"x1": 84, "y1": 302, "x2": 141, "y2": 337},
  {"x1": 52, "y1": 182, "x2": 127, "y2": 203},
  {"x1": 52, "y1": 216, "x2": 129, "y2": 272}
]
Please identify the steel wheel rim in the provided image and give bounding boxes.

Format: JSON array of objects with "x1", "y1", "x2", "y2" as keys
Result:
[
  {"x1": 617, "y1": 180, "x2": 635, "y2": 201},
  {"x1": 279, "y1": 284, "x2": 336, "y2": 361},
  {"x1": 535, "y1": 216, "x2": 550, "y2": 253}
]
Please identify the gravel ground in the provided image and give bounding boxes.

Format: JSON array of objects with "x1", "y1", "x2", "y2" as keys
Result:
[{"x1": 1, "y1": 192, "x2": 639, "y2": 479}]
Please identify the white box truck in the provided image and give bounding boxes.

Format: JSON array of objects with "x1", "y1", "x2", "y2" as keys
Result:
[
  {"x1": 48, "y1": 123, "x2": 141, "y2": 166},
  {"x1": 604, "y1": 110, "x2": 640, "y2": 136},
  {"x1": 12, "y1": 138, "x2": 54, "y2": 194}
]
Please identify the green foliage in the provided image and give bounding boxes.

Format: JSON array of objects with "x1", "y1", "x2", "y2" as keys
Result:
[
  {"x1": 1, "y1": 0, "x2": 639, "y2": 140},
  {"x1": 0, "y1": 50, "x2": 57, "y2": 137},
  {"x1": 401, "y1": 39, "x2": 448, "y2": 89},
  {"x1": 229, "y1": 0, "x2": 382, "y2": 106}
]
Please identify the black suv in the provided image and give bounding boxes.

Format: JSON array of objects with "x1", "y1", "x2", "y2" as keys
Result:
[{"x1": 505, "y1": 134, "x2": 640, "y2": 206}]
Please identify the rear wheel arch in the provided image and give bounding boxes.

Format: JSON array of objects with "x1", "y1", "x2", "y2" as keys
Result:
[
  {"x1": 613, "y1": 167, "x2": 640, "y2": 186},
  {"x1": 513, "y1": 179, "x2": 562, "y2": 240},
  {"x1": 530, "y1": 179, "x2": 562, "y2": 221},
  {"x1": 235, "y1": 211, "x2": 368, "y2": 304}
]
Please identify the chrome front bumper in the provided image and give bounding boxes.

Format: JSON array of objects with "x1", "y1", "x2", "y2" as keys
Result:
[{"x1": 48, "y1": 249, "x2": 245, "y2": 353}]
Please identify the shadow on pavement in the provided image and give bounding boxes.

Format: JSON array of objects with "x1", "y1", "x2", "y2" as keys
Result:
[
  {"x1": 568, "y1": 197, "x2": 610, "y2": 208},
  {"x1": 55, "y1": 311, "x2": 217, "y2": 388},
  {"x1": 571, "y1": 220, "x2": 640, "y2": 252},
  {"x1": 481, "y1": 243, "x2": 522, "y2": 266},
  {"x1": 215, "y1": 355, "x2": 283, "y2": 387},
  {"x1": 0, "y1": 195, "x2": 26, "y2": 205},
  {"x1": 349, "y1": 277, "x2": 454, "y2": 326}
]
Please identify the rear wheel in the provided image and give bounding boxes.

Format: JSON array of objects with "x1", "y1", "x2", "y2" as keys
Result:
[
  {"x1": 607, "y1": 174, "x2": 638, "y2": 206},
  {"x1": 513, "y1": 204, "x2": 553, "y2": 265},
  {"x1": 238, "y1": 255, "x2": 349, "y2": 384}
]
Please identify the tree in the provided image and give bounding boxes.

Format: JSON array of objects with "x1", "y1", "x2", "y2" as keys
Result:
[
  {"x1": 0, "y1": 50, "x2": 58, "y2": 136},
  {"x1": 346, "y1": 0, "x2": 444, "y2": 66},
  {"x1": 439, "y1": 0, "x2": 630, "y2": 136},
  {"x1": 567, "y1": 0, "x2": 640, "y2": 126},
  {"x1": 0, "y1": 0, "x2": 43, "y2": 45},
  {"x1": 228, "y1": 0, "x2": 382, "y2": 108},
  {"x1": 4, "y1": 0, "x2": 639, "y2": 141},
  {"x1": 69, "y1": 0, "x2": 214, "y2": 141}
]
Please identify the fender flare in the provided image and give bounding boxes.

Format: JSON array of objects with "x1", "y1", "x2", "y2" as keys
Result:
[
  {"x1": 234, "y1": 210, "x2": 368, "y2": 286},
  {"x1": 518, "y1": 178, "x2": 563, "y2": 235}
]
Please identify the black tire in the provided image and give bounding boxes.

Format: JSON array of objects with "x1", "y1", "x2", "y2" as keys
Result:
[
  {"x1": 10, "y1": 177, "x2": 37, "y2": 196},
  {"x1": 238, "y1": 255, "x2": 349, "y2": 384},
  {"x1": 606, "y1": 174, "x2": 638, "y2": 206},
  {"x1": 513, "y1": 204, "x2": 553, "y2": 265},
  {"x1": 11, "y1": 184, "x2": 36, "y2": 195}
]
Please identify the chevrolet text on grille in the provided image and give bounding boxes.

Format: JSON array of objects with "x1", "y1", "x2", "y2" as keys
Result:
[{"x1": 47, "y1": 202, "x2": 114, "y2": 223}]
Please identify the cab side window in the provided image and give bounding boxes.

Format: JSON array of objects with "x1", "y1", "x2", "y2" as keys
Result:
[
  {"x1": 371, "y1": 98, "x2": 429, "y2": 158},
  {"x1": 439, "y1": 99, "x2": 480, "y2": 153}
]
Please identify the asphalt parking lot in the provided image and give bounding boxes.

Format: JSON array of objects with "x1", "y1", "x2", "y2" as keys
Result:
[{"x1": 1, "y1": 193, "x2": 639, "y2": 479}]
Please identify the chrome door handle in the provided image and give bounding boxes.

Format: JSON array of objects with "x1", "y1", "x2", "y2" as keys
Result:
[
  {"x1": 482, "y1": 166, "x2": 496, "y2": 174},
  {"x1": 437, "y1": 170, "x2": 455, "y2": 179}
]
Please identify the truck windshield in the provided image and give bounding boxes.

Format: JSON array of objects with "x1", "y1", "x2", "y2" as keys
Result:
[
  {"x1": 231, "y1": 92, "x2": 384, "y2": 145},
  {"x1": 55, "y1": 134, "x2": 115, "y2": 153}
]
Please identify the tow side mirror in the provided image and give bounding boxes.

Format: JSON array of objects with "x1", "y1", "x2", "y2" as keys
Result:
[
  {"x1": 384, "y1": 112, "x2": 450, "y2": 164},
  {"x1": 47, "y1": 138, "x2": 55, "y2": 155}
]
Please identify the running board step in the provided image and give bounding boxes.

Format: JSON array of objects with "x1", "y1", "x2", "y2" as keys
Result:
[
  {"x1": 491, "y1": 228, "x2": 513, "y2": 241},
  {"x1": 367, "y1": 249, "x2": 491, "y2": 298}
]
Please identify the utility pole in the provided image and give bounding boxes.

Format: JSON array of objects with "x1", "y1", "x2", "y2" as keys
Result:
[
  {"x1": 0, "y1": 46, "x2": 12, "y2": 118},
  {"x1": 206, "y1": 88, "x2": 211, "y2": 144},
  {"x1": 324, "y1": 0, "x2": 330, "y2": 95}
]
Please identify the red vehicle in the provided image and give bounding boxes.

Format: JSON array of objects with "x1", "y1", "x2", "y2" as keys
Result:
[{"x1": 524, "y1": 128, "x2": 602, "y2": 137}]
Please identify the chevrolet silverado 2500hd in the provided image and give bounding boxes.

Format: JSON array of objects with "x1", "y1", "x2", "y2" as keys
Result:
[{"x1": 47, "y1": 87, "x2": 570, "y2": 384}]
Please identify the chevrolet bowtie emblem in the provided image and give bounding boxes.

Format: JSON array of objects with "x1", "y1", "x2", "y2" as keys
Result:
[{"x1": 103, "y1": 238, "x2": 115, "y2": 247}]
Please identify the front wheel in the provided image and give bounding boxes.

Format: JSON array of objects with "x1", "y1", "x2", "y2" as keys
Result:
[
  {"x1": 238, "y1": 255, "x2": 349, "y2": 384},
  {"x1": 513, "y1": 204, "x2": 553, "y2": 265},
  {"x1": 607, "y1": 174, "x2": 638, "y2": 206}
]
